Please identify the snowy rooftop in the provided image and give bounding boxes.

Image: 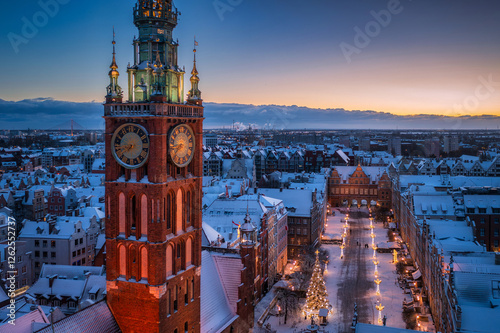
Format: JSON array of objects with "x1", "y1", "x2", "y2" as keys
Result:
[
  {"x1": 257, "y1": 188, "x2": 313, "y2": 217},
  {"x1": 40, "y1": 264, "x2": 105, "y2": 279},
  {"x1": 413, "y1": 195, "x2": 456, "y2": 217},
  {"x1": 20, "y1": 216, "x2": 96, "y2": 239},
  {"x1": 420, "y1": 219, "x2": 483, "y2": 254},
  {"x1": 200, "y1": 251, "x2": 239, "y2": 333}
]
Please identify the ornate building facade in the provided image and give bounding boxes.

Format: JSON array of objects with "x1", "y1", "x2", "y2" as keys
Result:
[
  {"x1": 104, "y1": 1, "x2": 203, "y2": 332},
  {"x1": 328, "y1": 165, "x2": 392, "y2": 208}
]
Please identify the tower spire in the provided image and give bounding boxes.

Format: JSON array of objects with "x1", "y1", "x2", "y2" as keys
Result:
[
  {"x1": 106, "y1": 27, "x2": 123, "y2": 103},
  {"x1": 187, "y1": 37, "x2": 203, "y2": 106},
  {"x1": 111, "y1": 27, "x2": 118, "y2": 70}
]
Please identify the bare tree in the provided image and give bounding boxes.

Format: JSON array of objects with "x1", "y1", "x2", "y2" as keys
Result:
[{"x1": 276, "y1": 288, "x2": 300, "y2": 325}]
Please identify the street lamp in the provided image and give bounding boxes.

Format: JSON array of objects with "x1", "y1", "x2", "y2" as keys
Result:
[
  {"x1": 340, "y1": 244, "x2": 345, "y2": 259},
  {"x1": 376, "y1": 303, "x2": 385, "y2": 325},
  {"x1": 374, "y1": 278, "x2": 382, "y2": 296},
  {"x1": 372, "y1": 245, "x2": 378, "y2": 259},
  {"x1": 371, "y1": 233, "x2": 376, "y2": 246},
  {"x1": 393, "y1": 249, "x2": 398, "y2": 263},
  {"x1": 373, "y1": 260, "x2": 379, "y2": 276}
]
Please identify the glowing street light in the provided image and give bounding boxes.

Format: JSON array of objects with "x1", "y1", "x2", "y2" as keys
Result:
[
  {"x1": 374, "y1": 278, "x2": 382, "y2": 296},
  {"x1": 340, "y1": 244, "x2": 345, "y2": 259},
  {"x1": 372, "y1": 245, "x2": 378, "y2": 259},
  {"x1": 371, "y1": 233, "x2": 376, "y2": 246},
  {"x1": 376, "y1": 303, "x2": 385, "y2": 325},
  {"x1": 373, "y1": 260, "x2": 379, "y2": 276},
  {"x1": 393, "y1": 249, "x2": 398, "y2": 263}
]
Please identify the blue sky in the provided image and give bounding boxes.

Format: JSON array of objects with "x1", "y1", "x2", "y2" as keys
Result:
[{"x1": 0, "y1": 0, "x2": 499, "y2": 129}]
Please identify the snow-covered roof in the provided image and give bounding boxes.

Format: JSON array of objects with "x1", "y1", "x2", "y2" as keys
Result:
[
  {"x1": 19, "y1": 216, "x2": 96, "y2": 240},
  {"x1": 34, "y1": 300, "x2": 120, "y2": 333},
  {"x1": 200, "y1": 251, "x2": 239, "y2": 333},
  {"x1": 413, "y1": 195, "x2": 455, "y2": 217},
  {"x1": 81, "y1": 207, "x2": 105, "y2": 220},
  {"x1": 40, "y1": 265, "x2": 104, "y2": 279},
  {"x1": 257, "y1": 188, "x2": 313, "y2": 217}
]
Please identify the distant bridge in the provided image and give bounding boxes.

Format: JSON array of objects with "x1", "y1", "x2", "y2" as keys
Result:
[{"x1": 49, "y1": 120, "x2": 86, "y2": 135}]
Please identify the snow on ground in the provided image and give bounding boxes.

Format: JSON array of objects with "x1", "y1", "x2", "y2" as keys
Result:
[
  {"x1": 258, "y1": 207, "x2": 413, "y2": 333},
  {"x1": 323, "y1": 208, "x2": 407, "y2": 331}
]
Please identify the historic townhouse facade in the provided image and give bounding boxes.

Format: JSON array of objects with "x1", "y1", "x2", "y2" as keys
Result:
[{"x1": 328, "y1": 165, "x2": 392, "y2": 208}]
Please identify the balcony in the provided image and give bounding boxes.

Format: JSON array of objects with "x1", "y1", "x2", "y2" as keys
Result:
[{"x1": 104, "y1": 103, "x2": 203, "y2": 118}]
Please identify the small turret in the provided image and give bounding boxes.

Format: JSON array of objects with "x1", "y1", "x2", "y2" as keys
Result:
[
  {"x1": 187, "y1": 38, "x2": 203, "y2": 106},
  {"x1": 106, "y1": 29, "x2": 123, "y2": 103},
  {"x1": 240, "y1": 212, "x2": 257, "y2": 246}
]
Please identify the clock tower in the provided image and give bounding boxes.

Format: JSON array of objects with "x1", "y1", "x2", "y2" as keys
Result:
[{"x1": 104, "y1": 1, "x2": 203, "y2": 332}]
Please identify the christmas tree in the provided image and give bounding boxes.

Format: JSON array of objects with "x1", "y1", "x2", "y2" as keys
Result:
[{"x1": 303, "y1": 250, "x2": 331, "y2": 318}]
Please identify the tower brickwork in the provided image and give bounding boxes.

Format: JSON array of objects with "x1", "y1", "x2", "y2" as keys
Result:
[{"x1": 105, "y1": 1, "x2": 203, "y2": 332}]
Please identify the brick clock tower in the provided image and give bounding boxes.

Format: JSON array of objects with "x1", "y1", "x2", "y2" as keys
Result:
[{"x1": 104, "y1": 1, "x2": 203, "y2": 332}]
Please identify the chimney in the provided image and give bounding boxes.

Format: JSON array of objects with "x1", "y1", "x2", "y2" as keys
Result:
[{"x1": 48, "y1": 274, "x2": 58, "y2": 288}]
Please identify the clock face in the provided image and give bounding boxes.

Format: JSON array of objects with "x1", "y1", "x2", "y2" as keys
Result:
[
  {"x1": 168, "y1": 124, "x2": 195, "y2": 168},
  {"x1": 111, "y1": 123, "x2": 150, "y2": 169}
]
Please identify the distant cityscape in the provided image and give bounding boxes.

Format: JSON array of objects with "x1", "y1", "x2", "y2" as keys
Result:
[
  {"x1": 2, "y1": 0, "x2": 499, "y2": 332},
  {"x1": 1, "y1": 126, "x2": 499, "y2": 332}
]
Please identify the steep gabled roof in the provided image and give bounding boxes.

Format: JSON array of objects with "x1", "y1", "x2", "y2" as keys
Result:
[{"x1": 34, "y1": 301, "x2": 120, "y2": 333}]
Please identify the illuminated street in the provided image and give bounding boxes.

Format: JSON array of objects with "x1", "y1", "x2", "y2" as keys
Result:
[{"x1": 323, "y1": 207, "x2": 409, "y2": 332}]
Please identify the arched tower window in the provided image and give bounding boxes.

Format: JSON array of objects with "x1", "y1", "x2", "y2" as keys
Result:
[
  {"x1": 119, "y1": 193, "x2": 126, "y2": 234},
  {"x1": 190, "y1": 190, "x2": 196, "y2": 226},
  {"x1": 141, "y1": 194, "x2": 148, "y2": 237},
  {"x1": 130, "y1": 194, "x2": 137, "y2": 231},
  {"x1": 166, "y1": 244, "x2": 173, "y2": 277},
  {"x1": 186, "y1": 237, "x2": 192, "y2": 267},
  {"x1": 176, "y1": 188, "x2": 183, "y2": 234},
  {"x1": 119, "y1": 245, "x2": 126, "y2": 277},
  {"x1": 166, "y1": 193, "x2": 172, "y2": 229},
  {"x1": 107, "y1": 195, "x2": 110, "y2": 218},
  {"x1": 141, "y1": 247, "x2": 148, "y2": 280},
  {"x1": 129, "y1": 245, "x2": 137, "y2": 280},
  {"x1": 186, "y1": 191, "x2": 191, "y2": 225}
]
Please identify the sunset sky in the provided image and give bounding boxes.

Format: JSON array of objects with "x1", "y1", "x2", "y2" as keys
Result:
[{"x1": 1, "y1": 0, "x2": 499, "y2": 121}]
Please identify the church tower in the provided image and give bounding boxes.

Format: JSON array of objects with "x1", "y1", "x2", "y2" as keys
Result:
[{"x1": 104, "y1": 1, "x2": 203, "y2": 332}]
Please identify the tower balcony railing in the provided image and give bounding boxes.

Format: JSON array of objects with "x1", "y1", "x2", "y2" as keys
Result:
[
  {"x1": 105, "y1": 103, "x2": 203, "y2": 118},
  {"x1": 134, "y1": 8, "x2": 178, "y2": 25}
]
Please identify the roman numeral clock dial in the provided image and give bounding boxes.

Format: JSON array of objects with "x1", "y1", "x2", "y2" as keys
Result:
[
  {"x1": 168, "y1": 124, "x2": 195, "y2": 168},
  {"x1": 111, "y1": 123, "x2": 150, "y2": 169}
]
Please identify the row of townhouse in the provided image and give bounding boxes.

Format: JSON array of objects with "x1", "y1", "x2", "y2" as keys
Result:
[
  {"x1": 203, "y1": 146, "x2": 350, "y2": 180},
  {"x1": 392, "y1": 155, "x2": 500, "y2": 177},
  {"x1": 395, "y1": 189, "x2": 500, "y2": 332},
  {"x1": 393, "y1": 174, "x2": 500, "y2": 252}
]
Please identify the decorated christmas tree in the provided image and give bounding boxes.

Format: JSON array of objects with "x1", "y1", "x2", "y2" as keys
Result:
[{"x1": 303, "y1": 250, "x2": 331, "y2": 318}]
